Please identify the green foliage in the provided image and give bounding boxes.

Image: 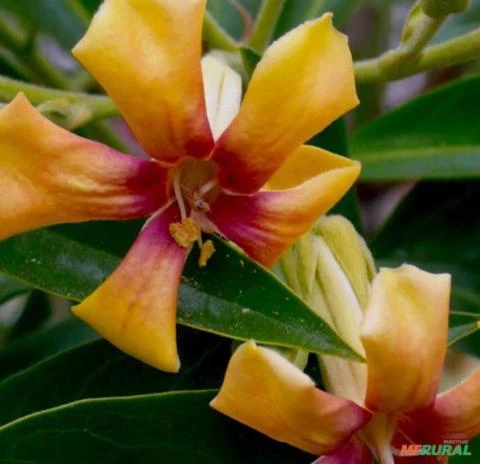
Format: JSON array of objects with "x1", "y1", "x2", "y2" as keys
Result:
[
  {"x1": 422, "y1": 0, "x2": 472, "y2": 18},
  {"x1": 274, "y1": 0, "x2": 361, "y2": 36},
  {"x1": 310, "y1": 118, "x2": 363, "y2": 232},
  {"x1": 351, "y1": 75, "x2": 480, "y2": 181},
  {"x1": 0, "y1": 223, "x2": 358, "y2": 360},
  {"x1": 371, "y1": 181, "x2": 480, "y2": 356},
  {"x1": 240, "y1": 46, "x2": 261, "y2": 78},
  {"x1": 0, "y1": 328, "x2": 230, "y2": 426},
  {"x1": 0, "y1": 318, "x2": 96, "y2": 380},
  {"x1": 0, "y1": 0, "x2": 479, "y2": 462},
  {"x1": 449, "y1": 311, "x2": 480, "y2": 345},
  {"x1": 0, "y1": 390, "x2": 311, "y2": 463},
  {"x1": 0, "y1": 0, "x2": 89, "y2": 49}
]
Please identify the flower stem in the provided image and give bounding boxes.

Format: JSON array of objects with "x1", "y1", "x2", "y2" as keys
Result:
[
  {"x1": 248, "y1": 0, "x2": 286, "y2": 52},
  {"x1": 304, "y1": 0, "x2": 329, "y2": 20},
  {"x1": 0, "y1": 16, "x2": 74, "y2": 90},
  {"x1": 0, "y1": 75, "x2": 118, "y2": 122},
  {"x1": 355, "y1": 26, "x2": 480, "y2": 83},
  {"x1": 203, "y1": 12, "x2": 240, "y2": 53},
  {"x1": 2, "y1": 22, "x2": 479, "y2": 122}
]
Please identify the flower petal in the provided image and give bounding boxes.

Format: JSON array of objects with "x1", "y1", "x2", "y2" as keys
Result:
[
  {"x1": 433, "y1": 367, "x2": 480, "y2": 439},
  {"x1": 401, "y1": 367, "x2": 480, "y2": 442},
  {"x1": 361, "y1": 265, "x2": 451, "y2": 413},
  {"x1": 314, "y1": 439, "x2": 372, "y2": 464},
  {"x1": 209, "y1": 146, "x2": 360, "y2": 267},
  {"x1": 0, "y1": 94, "x2": 167, "y2": 241},
  {"x1": 210, "y1": 341, "x2": 371, "y2": 456},
  {"x1": 201, "y1": 55, "x2": 242, "y2": 141},
  {"x1": 212, "y1": 13, "x2": 358, "y2": 194},
  {"x1": 72, "y1": 205, "x2": 186, "y2": 372},
  {"x1": 73, "y1": 0, "x2": 214, "y2": 162}
]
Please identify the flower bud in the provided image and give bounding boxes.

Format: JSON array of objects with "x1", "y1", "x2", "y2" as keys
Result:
[
  {"x1": 421, "y1": 0, "x2": 472, "y2": 18},
  {"x1": 279, "y1": 215, "x2": 375, "y2": 405}
]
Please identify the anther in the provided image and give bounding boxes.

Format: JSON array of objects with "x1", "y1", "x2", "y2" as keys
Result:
[
  {"x1": 169, "y1": 217, "x2": 200, "y2": 248},
  {"x1": 199, "y1": 239, "x2": 215, "y2": 267}
]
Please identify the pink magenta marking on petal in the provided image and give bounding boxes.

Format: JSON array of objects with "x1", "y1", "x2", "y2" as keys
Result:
[
  {"x1": 313, "y1": 439, "x2": 372, "y2": 464},
  {"x1": 209, "y1": 190, "x2": 315, "y2": 268}
]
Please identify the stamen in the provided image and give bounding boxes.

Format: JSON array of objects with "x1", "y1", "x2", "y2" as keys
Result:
[
  {"x1": 173, "y1": 170, "x2": 187, "y2": 219},
  {"x1": 197, "y1": 179, "x2": 217, "y2": 197},
  {"x1": 199, "y1": 240, "x2": 215, "y2": 267},
  {"x1": 169, "y1": 217, "x2": 200, "y2": 248},
  {"x1": 140, "y1": 198, "x2": 175, "y2": 231}
]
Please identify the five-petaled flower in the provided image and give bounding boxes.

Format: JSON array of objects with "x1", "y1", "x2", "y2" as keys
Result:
[
  {"x1": 0, "y1": 0, "x2": 360, "y2": 372},
  {"x1": 211, "y1": 263, "x2": 480, "y2": 463}
]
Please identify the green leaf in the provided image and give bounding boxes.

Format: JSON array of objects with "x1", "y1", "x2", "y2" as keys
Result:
[
  {"x1": 274, "y1": 0, "x2": 361, "y2": 37},
  {"x1": 274, "y1": 0, "x2": 316, "y2": 37},
  {"x1": 207, "y1": 0, "x2": 260, "y2": 40},
  {"x1": 0, "y1": 328, "x2": 231, "y2": 426},
  {"x1": 371, "y1": 181, "x2": 480, "y2": 356},
  {"x1": 0, "y1": 274, "x2": 29, "y2": 306},
  {"x1": 0, "y1": 390, "x2": 310, "y2": 463},
  {"x1": 0, "y1": 0, "x2": 90, "y2": 50},
  {"x1": 0, "y1": 221, "x2": 359, "y2": 360},
  {"x1": 79, "y1": 0, "x2": 102, "y2": 15},
  {"x1": 450, "y1": 436, "x2": 480, "y2": 464},
  {"x1": 324, "y1": 0, "x2": 363, "y2": 26},
  {"x1": 0, "y1": 317, "x2": 96, "y2": 380},
  {"x1": 449, "y1": 311, "x2": 480, "y2": 346},
  {"x1": 351, "y1": 75, "x2": 480, "y2": 181}
]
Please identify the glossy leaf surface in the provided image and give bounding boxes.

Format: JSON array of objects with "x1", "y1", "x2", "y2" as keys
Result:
[
  {"x1": 0, "y1": 222, "x2": 358, "y2": 360},
  {"x1": 352, "y1": 76, "x2": 480, "y2": 181},
  {"x1": 0, "y1": 391, "x2": 311, "y2": 463}
]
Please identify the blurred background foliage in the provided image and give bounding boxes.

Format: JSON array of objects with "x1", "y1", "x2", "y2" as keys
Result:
[{"x1": 0, "y1": 0, "x2": 479, "y2": 462}]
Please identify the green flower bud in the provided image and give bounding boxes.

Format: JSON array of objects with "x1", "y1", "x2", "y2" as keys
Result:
[
  {"x1": 278, "y1": 215, "x2": 376, "y2": 404},
  {"x1": 421, "y1": 0, "x2": 472, "y2": 18}
]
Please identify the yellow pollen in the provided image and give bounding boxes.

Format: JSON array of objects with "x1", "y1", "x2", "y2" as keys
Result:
[
  {"x1": 199, "y1": 240, "x2": 215, "y2": 267},
  {"x1": 169, "y1": 217, "x2": 200, "y2": 248}
]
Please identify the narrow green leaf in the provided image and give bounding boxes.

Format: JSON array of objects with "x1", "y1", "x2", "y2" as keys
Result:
[
  {"x1": 206, "y1": 0, "x2": 260, "y2": 40},
  {"x1": 449, "y1": 311, "x2": 480, "y2": 346},
  {"x1": 0, "y1": 391, "x2": 310, "y2": 463},
  {"x1": 274, "y1": 0, "x2": 314, "y2": 37},
  {"x1": 351, "y1": 75, "x2": 480, "y2": 181},
  {"x1": 274, "y1": 0, "x2": 360, "y2": 37},
  {"x1": 0, "y1": 0, "x2": 89, "y2": 49},
  {"x1": 0, "y1": 221, "x2": 359, "y2": 360},
  {"x1": 0, "y1": 328, "x2": 231, "y2": 426},
  {"x1": 324, "y1": 0, "x2": 363, "y2": 26},
  {"x1": 79, "y1": 0, "x2": 102, "y2": 15}
]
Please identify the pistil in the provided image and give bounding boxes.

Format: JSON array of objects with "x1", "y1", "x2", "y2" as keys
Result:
[{"x1": 173, "y1": 169, "x2": 187, "y2": 219}]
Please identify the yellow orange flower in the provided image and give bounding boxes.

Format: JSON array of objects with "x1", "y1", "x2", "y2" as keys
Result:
[
  {"x1": 0, "y1": 0, "x2": 360, "y2": 372},
  {"x1": 211, "y1": 218, "x2": 480, "y2": 463}
]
